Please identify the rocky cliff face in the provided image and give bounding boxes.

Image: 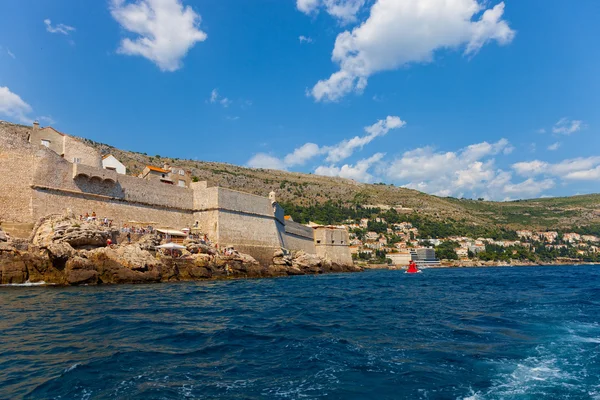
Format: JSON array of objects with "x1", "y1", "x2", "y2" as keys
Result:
[{"x1": 0, "y1": 214, "x2": 361, "y2": 286}]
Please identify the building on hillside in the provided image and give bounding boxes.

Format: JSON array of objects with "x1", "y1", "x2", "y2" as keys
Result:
[
  {"x1": 563, "y1": 233, "x2": 582, "y2": 243},
  {"x1": 540, "y1": 231, "x2": 558, "y2": 242},
  {"x1": 582, "y1": 235, "x2": 599, "y2": 243},
  {"x1": 365, "y1": 231, "x2": 379, "y2": 241},
  {"x1": 139, "y1": 165, "x2": 173, "y2": 184},
  {"x1": 28, "y1": 122, "x2": 102, "y2": 168},
  {"x1": 139, "y1": 164, "x2": 192, "y2": 188},
  {"x1": 456, "y1": 248, "x2": 469, "y2": 259},
  {"x1": 516, "y1": 230, "x2": 533, "y2": 239},
  {"x1": 102, "y1": 154, "x2": 126, "y2": 175},
  {"x1": 468, "y1": 244, "x2": 485, "y2": 254},
  {"x1": 388, "y1": 252, "x2": 412, "y2": 266},
  {"x1": 165, "y1": 164, "x2": 192, "y2": 188},
  {"x1": 410, "y1": 248, "x2": 440, "y2": 266}
]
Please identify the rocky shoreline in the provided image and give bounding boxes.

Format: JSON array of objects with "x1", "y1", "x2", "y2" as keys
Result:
[{"x1": 0, "y1": 214, "x2": 361, "y2": 286}]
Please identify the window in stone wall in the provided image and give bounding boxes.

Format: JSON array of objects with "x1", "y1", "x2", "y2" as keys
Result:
[
  {"x1": 41, "y1": 139, "x2": 50, "y2": 147},
  {"x1": 179, "y1": 170, "x2": 185, "y2": 176},
  {"x1": 73, "y1": 157, "x2": 82, "y2": 164},
  {"x1": 178, "y1": 180, "x2": 186, "y2": 187}
]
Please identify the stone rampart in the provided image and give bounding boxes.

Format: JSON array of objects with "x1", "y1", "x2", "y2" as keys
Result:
[
  {"x1": 284, "y1": 220, "x2": 316, "y2": 254},
  {"x1": 314, "y1": 227, "x2": 353, "y2": 265}
]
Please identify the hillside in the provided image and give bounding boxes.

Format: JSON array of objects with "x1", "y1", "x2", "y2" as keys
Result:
[{"x1": 84, "y1": 138, "x2": 600, "y2": 232}]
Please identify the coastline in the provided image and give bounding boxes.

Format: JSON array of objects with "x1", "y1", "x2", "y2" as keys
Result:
[
  {"x1": 361, "y1": 260, "x2": 600, "y2": 270},
  {"x1": 0, "y1": 214, "x2": 360, "y2": 287}
]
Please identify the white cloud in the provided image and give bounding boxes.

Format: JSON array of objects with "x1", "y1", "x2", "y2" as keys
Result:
[
  {"x1": 246, "y1": 115, "x2": 405, "y2": 171},
  {"x1": 44, "y1": 19, "x2": 75, "y2": 35},
  {"x1": 552, "y1": 118, "x2": 584, "y2": 135},
  {"x1": 564, "y1": 166, "x2": 600, "y2": 181},
  {"x1": 512, "y1": 160, "x2": 548, "y2": 177},
  {"x1": 247, "y1": 153, "x2": 286, "y2": 170},
  {"x1": 502, "y1": 178, "x2": 555, "y2": 197},
  {"x1": 38, "y1": 115, "x2": 56, "y2": 125},
  {"x1": 297, "y1": 0, "x2": 320, "y2": 14},
  {"x1": 0, "y1": 86, "x2": 33, "y2": 124},
  {"x1": 308, "y1": 0, "x2": 515, "y2": 101},
  {"x1": 536, "y1": 128, "x2": 546, "y2": 134},
  {"x1": 284, "y1": 143, "x2": 322, "y2": 167},
  {"x1": 110, "y1": 0, "x2": 207, "y2": 72},
  {"x1": 385, "y1": 139, "x2": 534, "y2": 199},
  {"x1": 553, "y1": 157, "x2": 600, "y2": 179},
  {"x1": 2, "y1": 46, "x2": 16, "y2": 59},
  {"x1": 315, "y1": 153, "x2": 385, "y2": 182},
  {"x1": 299, "y1": 35, "x2": 313, "y2": 44},
  {"x1": 297, "y1": 0, "x2": 366, "y2": 24},
  {"x1": 512, "y1": 156, "x2": 600, "y2": 182},
  {"x1": 209, "y1": 89, "x2": 231, "y2": 107},
  {"x1": 324, "y1": 115, "x2": 405, "y2": 162},
  {"x1": 547, "y1": 142, "x2": 561, "y2": 151}
]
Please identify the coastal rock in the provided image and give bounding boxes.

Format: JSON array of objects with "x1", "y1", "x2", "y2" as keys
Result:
[
  {"x1": 45, "y1": 242, "x2": 75, "y2": 269},
  {"x1": 186, "y1": 242, "x2": 217, "y2": 255},
  {"x1": 0, "y1": 253, "x2": 28, "y2": 284},
  {"x1": 136, "y1": 234, "x2": 162, "y2": 251},
  {"x1": 31, "y1": 214, "x2": 113, "y2": 249},
  {"x1": 88, "y1": 245, "x2": 161, "y2": 272},
  {"x1": 3, "y1": 214, "x2": 362, "y2": 286},
  {"x1": 66, "y1": 257, "x2": 99, "y2": 285}
]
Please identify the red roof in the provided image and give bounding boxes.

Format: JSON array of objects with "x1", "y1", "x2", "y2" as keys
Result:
[{"x1": 146, "y1": 165, "x2": 170, "y2": 173}]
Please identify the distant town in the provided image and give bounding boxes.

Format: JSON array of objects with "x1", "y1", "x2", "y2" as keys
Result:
[{"x1": 285, "y1": 203, "x2": 600, "y2": 266}]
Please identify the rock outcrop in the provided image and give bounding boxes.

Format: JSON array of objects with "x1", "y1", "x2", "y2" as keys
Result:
[
  {"x1": 31, "y1": 214, "x2": 115, "y2": 249},
  {"x1": 0, "y1": 215, "x2": 362, "y2": 286}
]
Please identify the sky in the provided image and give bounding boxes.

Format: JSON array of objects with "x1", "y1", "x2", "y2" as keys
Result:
[{"x1": 0, "y1": 0, "x2": 599, "y2": 201}]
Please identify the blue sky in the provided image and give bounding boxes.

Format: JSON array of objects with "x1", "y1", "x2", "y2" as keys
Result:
[{"x1": 1, "y1": 0, "x2": 598, "y2": 200}]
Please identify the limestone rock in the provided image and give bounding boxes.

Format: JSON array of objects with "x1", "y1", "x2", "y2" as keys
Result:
[
  {"x1": 67, "y1": 269, "x2": 99, "y2": 285},
  {"x1": 31, "y1": 214, "x2": 113, "y2": 249},
  {"x1": 186, "y1": 242, "x2": 217, "y2": 255},
  {"x1": 0, "y1": 229, "x2": 7, "y2": 242},
  {"x1": 89, "y1": 245, "x2": 161, "y2": 272},
  {"x1": 136, "y1": 233, "x2": 162, "y2": 251},
  {"x1": 46, "y1": 242, "x2": 75, "y2": 263}
]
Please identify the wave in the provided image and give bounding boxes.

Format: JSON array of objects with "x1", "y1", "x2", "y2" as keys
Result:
[{"x1": 0, "y1": 280, "x2": 49, "y2": 287}]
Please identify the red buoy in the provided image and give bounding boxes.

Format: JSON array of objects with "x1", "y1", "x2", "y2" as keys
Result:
[{"x1": 406, "y1": 260, "x2": 420, "y2": 274}]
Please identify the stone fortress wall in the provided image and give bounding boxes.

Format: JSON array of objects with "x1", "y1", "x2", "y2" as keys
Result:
[{"x1": 0, "y1": 121, "x2": 349, "y2": 266}]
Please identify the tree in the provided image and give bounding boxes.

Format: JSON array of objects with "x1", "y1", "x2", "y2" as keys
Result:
[{"x1": 435, "y1": 241, "x2": 459, "y2": 260}]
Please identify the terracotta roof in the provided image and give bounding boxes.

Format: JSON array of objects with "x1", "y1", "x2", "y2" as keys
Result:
[
  {"x1": 146, "y1": 165, "x2": 170, "y2": 173},
  {"x1": 102, "y1": 154, "x2": 112, "y2": 159}
]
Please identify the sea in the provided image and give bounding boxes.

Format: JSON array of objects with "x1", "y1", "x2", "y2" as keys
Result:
[{"x1": 1, "y1": 266, "x2": 599, "y2": 399}]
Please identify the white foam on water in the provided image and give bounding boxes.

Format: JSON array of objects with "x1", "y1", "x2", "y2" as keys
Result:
[
  {"x1": 464, "y1": 320, "x2": 598, "y2": 400},
  {"x1": 0, "y1": 280, "x2": 48, "y2": 287},
  {"x1": 63, "y1": 363, "x2": 80, "y2": 373}
]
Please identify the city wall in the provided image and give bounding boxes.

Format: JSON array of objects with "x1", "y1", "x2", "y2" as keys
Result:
[{"x1": 0, "y1": 123, "x2": 351, "y2": 266}]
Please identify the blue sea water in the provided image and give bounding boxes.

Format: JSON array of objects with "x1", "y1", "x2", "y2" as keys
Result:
[{"x1": 1, "y1": 266, "x2": 600, "y2": 399}]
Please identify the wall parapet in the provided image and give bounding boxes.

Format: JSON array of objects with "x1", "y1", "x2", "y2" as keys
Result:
[
  {"x1": 31, "y1": 184, "x2": 195, "y2": 213},
  {"x1": 73, "y1": 163, "x2": 118, "y2": 183},
  {"x1": 285, "y1": 220, "x2": 314, "y2": 239}
]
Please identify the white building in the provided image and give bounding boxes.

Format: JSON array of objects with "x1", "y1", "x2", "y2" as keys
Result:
[{"x1": 102, "y1": 154, "x2": 126, "y2": 175}]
